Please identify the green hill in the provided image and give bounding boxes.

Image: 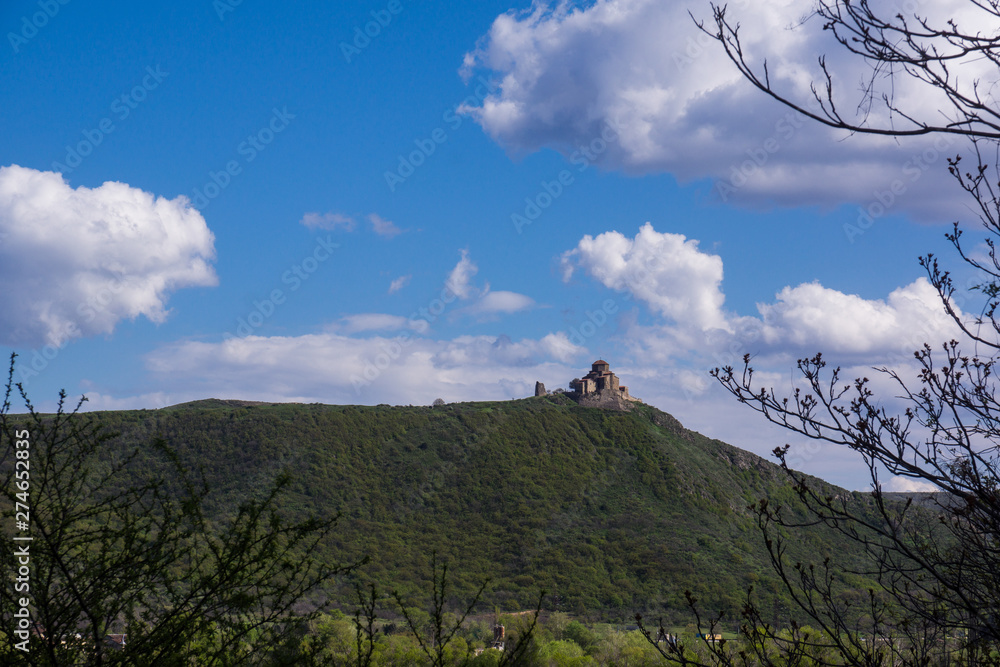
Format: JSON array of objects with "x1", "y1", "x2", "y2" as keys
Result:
[{"x1": 88, "y1": 394, "x2": 874, "y2": 623}]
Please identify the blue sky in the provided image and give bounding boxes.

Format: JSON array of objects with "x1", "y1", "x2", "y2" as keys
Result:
[{"x1": 1, "y1": 0, "x2": 982, "y2": 490}]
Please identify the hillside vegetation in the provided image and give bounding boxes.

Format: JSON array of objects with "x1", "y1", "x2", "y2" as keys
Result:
[{"x1": 88, "y1": 394, "x2": 876, "y2": 623}]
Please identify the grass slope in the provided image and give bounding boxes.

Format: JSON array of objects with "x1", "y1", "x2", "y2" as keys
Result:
[{"x1": 92, "y1": 394, "x2": 872, "y2": 622}]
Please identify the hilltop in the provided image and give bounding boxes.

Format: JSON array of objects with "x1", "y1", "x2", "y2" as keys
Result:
[{"x1": 89, "y1": 393, "x2": 877, "y2": 623}]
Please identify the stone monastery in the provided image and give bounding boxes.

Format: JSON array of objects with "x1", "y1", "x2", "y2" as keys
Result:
[
  {"x1": 569, "y1": 359, "x2": 633, "y2": 401},
  {"x1": 536, "y1": 360, "x2": 642, "y2": 410}
]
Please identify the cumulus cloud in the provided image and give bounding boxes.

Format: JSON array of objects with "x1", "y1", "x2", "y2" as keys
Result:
[
  {"x1": 563, "y1": 223, "x2": 966, "y2": 361},
  {"x1": 461, "y1": 0, "x2": 977, "y2": 221},
  {"x1": 562, "y1": 223, "x2": 728, "y2": 332},
  {"x1": 368, "y1": 213, "x2": 404, "y2": 238},
  {"x1": 0, "y1": 165, "x2": 217, "y2": 347},
  {"x1": 756, "y1": 278, "x2": 959, "y2": 356},
  {"x1": 300, "y1": 211, "x2": 355, "y2": 231}
]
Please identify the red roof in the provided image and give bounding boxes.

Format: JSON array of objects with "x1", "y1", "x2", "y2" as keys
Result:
[{"x1": 593, "y1": 359, "x2": 609, "y2": 365}]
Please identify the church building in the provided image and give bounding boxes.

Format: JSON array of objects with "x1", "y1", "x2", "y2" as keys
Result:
[{"x1": 569, "y1": 360, "x2": 633, "y2": 401}]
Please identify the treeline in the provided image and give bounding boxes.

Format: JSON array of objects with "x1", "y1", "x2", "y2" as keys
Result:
[{"x1": 304, "y1": 608, "x2": 689, "y2": 666}]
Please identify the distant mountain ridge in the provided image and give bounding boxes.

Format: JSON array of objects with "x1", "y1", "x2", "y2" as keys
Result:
[{"x1": 91, "y1": 393, "x2": 878, "y2": 622}]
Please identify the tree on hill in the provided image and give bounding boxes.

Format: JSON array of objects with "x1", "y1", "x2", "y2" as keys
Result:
[
  {"x1": 0, "y1": 353, "x2": 357, "y2": 665},
  {"x1": 639, "y1": 2, "x2": 1000, "y2": 664}
]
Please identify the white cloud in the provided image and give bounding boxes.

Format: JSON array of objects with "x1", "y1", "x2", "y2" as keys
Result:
[
  {"x1": 756, "y1": 278, "x2": 960, "y2": 356},
  {"x1": 441, "y1": 250, "x2": 535, "y2": 320},
  {"x1": 431, "y1": 333, "x2": 581, "y2": 368},
  {"x1": 445, "y1": 249, "x2": 480, "y2": 300},
  {"x1": 332, "y1": 313, "x2": 429, "y2": 335},
  {"x1": 388, "y1": 274, "x2": 411, "y2": 294},
  {"x1": 145, "y1": 331, "x2": 585, "y2": 406},
  {"x1": 538, "y1": 331, "x2": 586, "y2": 363},
  {"x1": 0, "y1": 165, "x2": 217, "y2": 347},
  {"x1": 300, "y1": 211, "x2": 355, "y2": 231},
  {"x1": 563, "y1": 223, "x2": 967, "y2": 362},
  {"x1": 368, "y1": 213, "x2": 404, "y2": 238},
  {"x1": 562, "y1": 222, "x2": 728, "y2": 332},
  {"x1": 885, "y1": 476, "x2": 940, "y2": 493},
  {"x1": 461, "y1": 0, "x2": 979, "y2": 221},
  {"x1": 462, "y1": 290, "x2": 536, "y2": 318},
  {"x1": 302, "y1": 212, "x2": 404, "y2": 236},
  {"x1": 78, "y1": 390, "x2": 175, "y2": 411}
]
